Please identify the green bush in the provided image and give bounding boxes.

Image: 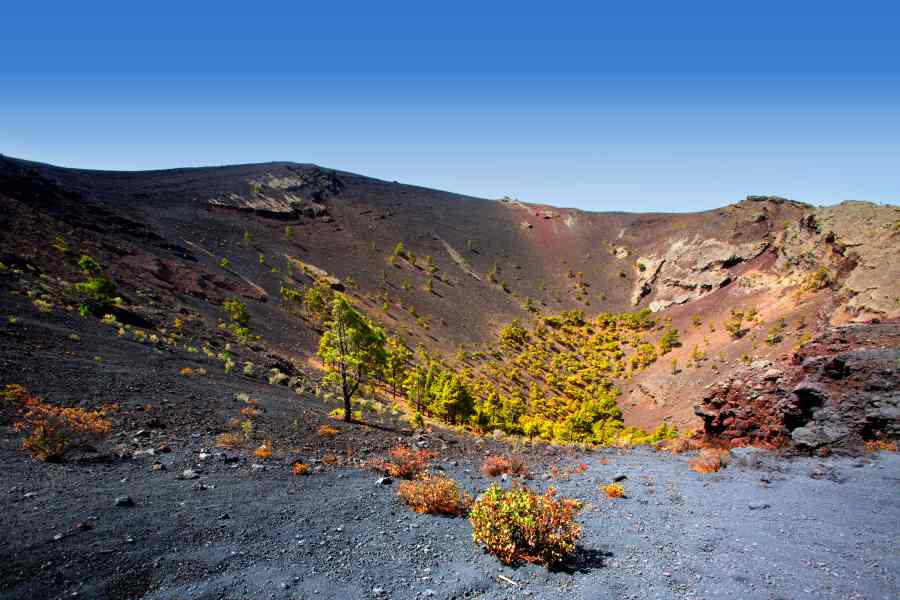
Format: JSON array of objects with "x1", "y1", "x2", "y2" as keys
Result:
[
  {"x1": 73, "y1": 255, "x2": 117, "y2": 315},
  {"x1": 469, "y1": 484, "x2": 582, "y2": 566},
  {"x1": 223, "y1": 297, "x2": 250, "y2": 325}
]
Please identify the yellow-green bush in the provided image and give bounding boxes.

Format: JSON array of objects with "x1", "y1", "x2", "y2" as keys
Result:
[{"x1": 469, "y1": 484, "x2": 582, "y2": 566}]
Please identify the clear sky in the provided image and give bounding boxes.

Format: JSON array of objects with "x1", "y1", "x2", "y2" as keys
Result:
[{"x1": 2, "y1": 1, "x2": 898, "y2": 212}]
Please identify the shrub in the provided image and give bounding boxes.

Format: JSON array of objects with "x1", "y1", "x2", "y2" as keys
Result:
[
  {"x1": 223, "y1": 297, "x2": 250, "y2": 325},
  {"x1": 73, "y1": 255, "x2": 118, "y2": 315},
  {"x1": 803, "y1": 267, "x2": 831, "y2": 291},
  {"x1": 254, "y1": 442, "x2": 273, "y2": 459},
  {"x1": 317, "y1": 424, "x2": 341, "y2": 438},
  {"x1": 240, "y1": 406, "x2": 261, "y2": 417},
  {"x1": 469, "y1": 484, "x2": 582, "y2": 566},
  {"x1": 215, "y1": 432, "x2": 244, "y2": 448},
  {"x1": 329, "y1": 408, "x2": 363, "y2": 421},
  {"x1": 292, "y1": 461, "x2": 310, "y2": 475},
  {"x1": 397, "y1": 476, "x2": 471, "y2": 516},
  {"x1": 14, "y1": 395, "x2": 116, "y2": 461},
  {"x1": 689, "y1": 448, "x2": 732, "y2": 473},
  {"x1": 369, "y1": 445, "x2": 435, "y2": 479},
  {"x1": 481, "y1": 455, "x2": 531, "y2": 479},
  {"x1": 656, "y1": 437, "x2": 698, "y2": 454},
  {"x1": 658, "y1": 328, "x2": 681, "y2": 354},
  {"x1": 865, "y1": 440, "x2": 898, "y2": 453},
  {"x1": 602, "y1": 482, "x2": 625, "y2": 498}
]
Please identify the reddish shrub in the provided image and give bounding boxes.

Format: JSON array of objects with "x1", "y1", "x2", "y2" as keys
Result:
[
  {"x1": 14, "y1": 394, "x2": 116, "y2": 461},
  {"x1": 865, "y1": 440, "x2": 898, "y2": 453},
  {"x1": 481, "y1": 454, "x2": 531, "y2": 478},
  {"x1": 397, "y1": 476, "x2": 471, "y2": 516},
  {"x1": 369, "y1": 445, "x2": 435, "y2": 479},
  {"x1": 689, "y1": 448, "x2": 732, "y2": 473}
]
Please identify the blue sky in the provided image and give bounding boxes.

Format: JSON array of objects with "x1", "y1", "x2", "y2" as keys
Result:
[{"x1": 2, "y1": 1, "x2": 898, "y2": 212}]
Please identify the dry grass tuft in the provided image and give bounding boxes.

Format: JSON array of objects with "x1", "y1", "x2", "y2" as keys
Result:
[{"x1": 292, "y1": 462, "x2": 310, "y2": 476}]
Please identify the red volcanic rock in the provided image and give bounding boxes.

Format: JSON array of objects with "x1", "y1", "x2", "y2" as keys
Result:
[{"x1": 695, "y1": 321, "x2": 900, "y2": 452}]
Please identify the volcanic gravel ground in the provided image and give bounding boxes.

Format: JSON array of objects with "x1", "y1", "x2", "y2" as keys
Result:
[{"x1": 1, "y1": 439, "x2": 897, "y2": 600}]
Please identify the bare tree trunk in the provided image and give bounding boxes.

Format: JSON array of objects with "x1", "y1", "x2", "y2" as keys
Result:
[{"x1": 343, "y1": 385, "x2": 352, "y2": 422}]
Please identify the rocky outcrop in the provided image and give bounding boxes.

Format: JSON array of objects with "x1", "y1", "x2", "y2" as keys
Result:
[
  {"x1": 777, "y1": 201, "x2": 900, "y2": 322},
  {"x1": 631, "y1": 236, "x2": 768, "y2": 310},
  {"x1": 694, "y1": 321, "x2": 900, "y2": 452},
  {"x1": 208, "y1": 167, "x2": 343, "y2": 218}
]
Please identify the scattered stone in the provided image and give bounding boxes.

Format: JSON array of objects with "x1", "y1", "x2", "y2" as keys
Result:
[
  {"x1": 251, "y1": 464, "x2": 265, "y2": 472},
  {"x1": 151, "y1": 462, "x2": 166, "y2": 472},
  {"x1": 613, "y1": 473, "x2": 628, "y2": 482},
  {"x1": 219, "y1": 513, "x2": 230, "y2": 520},
  {"x1": 181, "y1": 469, "x2": 199, "y2": 480},
  {"x1": 198, "y1": 453, "x2": 211, "y2": 461},
  {"x1": 132, "y1": 448, "x2": 156, "y2": 459},
  {"x1": 23, "y1": 492, "x2": 38, "y2": 500},
  {"x1": 377, "y1": 477, "x2": 393, "y2": 486},
  {"x1": 372, "y1": 587, "x2": 385, "y2": 596},
  {"x1": 157, "y1": 444, "x2": 172, "y2": 453},
  {"x1": 748, "y1": 502, "x2": 770, "y2": 510},
  {"x1": 114, "y1": 495, "x2": 134, "y2": 507},
  {"x1": 809, "y1": 464, "x2": 845, "y2": 483}
]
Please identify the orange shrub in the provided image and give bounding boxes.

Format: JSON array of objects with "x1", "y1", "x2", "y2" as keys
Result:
[
  {"x1": 254, "y1": 442, "x2": 273, "y2": 459},
  {"x1": 317, "y1": 425, "x2": 341, "y2": 438},
  {"x1": 469, "y1": 484, "x2": 582, "y2": 566},
  {"x1": 369, "y1": 445, "x2": 435, "y2": 479},
  {"x1": 657, "y1": 437, "x2": 698, "y2": 454},
  {"x1": 865, "y1": 439, "x2": 898, "y2": 453},
  {"x1": 689, "y1": 448, "x2": 732, "y2": 473},
  {"x1": 481, "y1": 454, "x2": 531, "y2": 478},
  {"x1": 322, "y1": 452, "x2": 339, "y2": 465},
  {"x1": 240, "y1": 407, "x2": 262, "y2": 417},
  {"x1": 602, "y1": 482, "x2": 625, "y2": 498},
  {"x1": 397, "y1": 476, "x2": 471, "y2": 516},
  {"x1": 14, "y1": 395, "x2": 116, "y2": 461},
  {"x1": 292, "y1": 462, "x2": 310, "y2": 476},
  {"x1": 215, "y1": 432, "x2": 244, "y2": 448}
]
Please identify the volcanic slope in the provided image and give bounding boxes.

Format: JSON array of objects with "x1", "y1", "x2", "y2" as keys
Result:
[{"x1": 0, "y1": 154, "x2": 897, "y2": 444}]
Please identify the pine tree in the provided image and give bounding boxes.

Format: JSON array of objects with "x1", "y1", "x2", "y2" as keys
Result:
[{"x1": 317, "y1": 295, "x2": 387, "y2": 422}]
